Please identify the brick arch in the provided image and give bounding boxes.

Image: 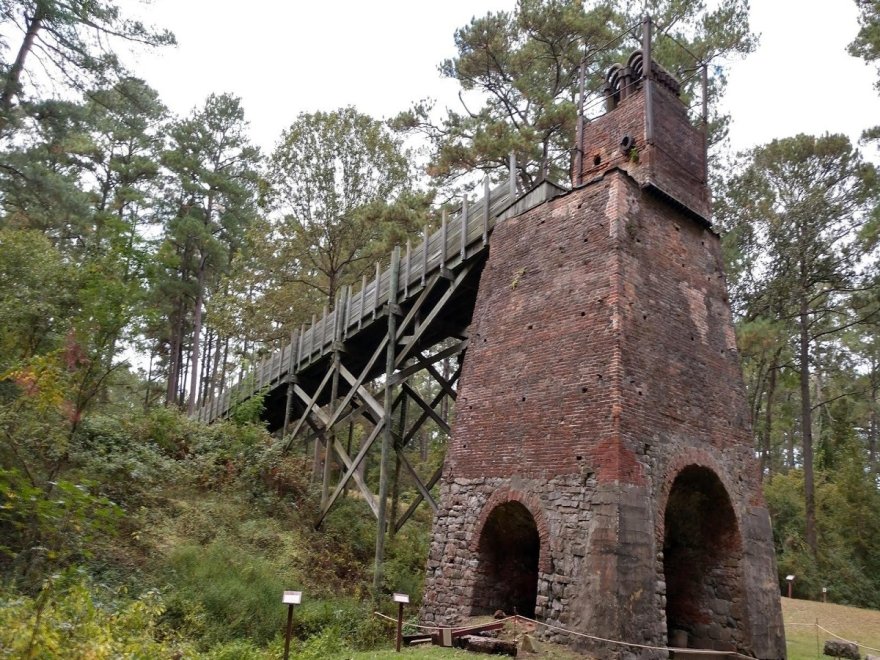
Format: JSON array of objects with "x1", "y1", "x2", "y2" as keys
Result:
[
  {"x1": 658, "y1": 449, "x2": 752, "y2": 651},
  {"x1": 469, "y1": 487, "x2": 552, "y2": 573},
  {"x1": 655, "y1": 448, "x2": 742, "y2": 544}
]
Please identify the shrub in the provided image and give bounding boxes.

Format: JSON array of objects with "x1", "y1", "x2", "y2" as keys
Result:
[
  {"x1": 0, "y1": 571, "x2": 191, "y2": 658},
  {"x1": 162, "y1": 542, "x2": 284, "y2": 647}
]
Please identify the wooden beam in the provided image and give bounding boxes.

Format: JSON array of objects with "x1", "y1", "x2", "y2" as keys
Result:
[
  {"x1": 395, "y1": 446, "x2": 438, "y2": 512},
  {"x1": 390, "y1": 339, "x2": 467, "y2": 385},
  {"x1": 394, "y1": 466, "x2": 443, "y2": 533},
  {"x1": 395, "y1": 264, "x2": 473, "y2": 368},
  {"x1": 415, "y1": 351, "x2": 458, "y2": 402},
  {"x1": 402, "y1": 382, "x2": 451, "y2": 435},
  {"x1": 307, "y1": 417, "x2": 380, "y2": 520},
  {"x1": 283, "y1": 365, "x2": 335, "y2": 451}
]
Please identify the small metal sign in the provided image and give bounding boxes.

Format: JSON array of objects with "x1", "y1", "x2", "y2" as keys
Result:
[
  {"x1": 785, "y1": 575, "x2": 795, "y2": 581},
  {"x1": 392, "y1": 592, "x2": 410, "y2": 604},
  {"x1": 282, "y1": 590, "x2": 302, "y2": 605}
]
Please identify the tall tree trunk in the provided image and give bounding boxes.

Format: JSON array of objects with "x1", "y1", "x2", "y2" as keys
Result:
[
  {"x1": 0, "y1": 7, "x2": 43, "y2": 134},
  {"x1": 799, "y1": 301, "x2": 818, "y2": 557},
  {"x1": 761, "y1": 354, "x2": 779, "y2": 479},
  {"x1": 199, "y1": 327, "x2": 213, "y2": 408},
  {"x1": 165, "y1": 303, "x2": 184, "y2": 406},
  {"x1": 187, "y1": 258, "x2": 207, "y2": 415}
]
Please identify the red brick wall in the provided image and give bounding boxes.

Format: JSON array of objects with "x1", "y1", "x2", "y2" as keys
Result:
[
  {"x1": 577, "y1": 83, "x2": 709, "y2": 219},
  {"x1": 447, "y1": 180, "x2": 622, "y2": 481}
]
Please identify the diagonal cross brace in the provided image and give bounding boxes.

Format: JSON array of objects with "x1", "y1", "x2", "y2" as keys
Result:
[
  {"x1": 395, "y1": 263, "x2": 473, "y2": 368},
  {"x1": 394, "y1": 443, "x2": 438, "y2": 513},
  {"x1": 283, "y1": 365, "x2": 335, "y2": 451},
  {"x1": 401, "y1": 382, "x2": 451, "y2": 435},
  {"x1": 315, "y1": 419, "x2": 385, "y2": 528},
  {"x1": 394, "y1": 466, "x2": 443, "y2": 534}
]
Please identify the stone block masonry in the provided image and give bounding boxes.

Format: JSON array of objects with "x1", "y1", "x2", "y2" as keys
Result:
[{"x1": 421, "y1": 72, "x2": 785, "y2": 659}]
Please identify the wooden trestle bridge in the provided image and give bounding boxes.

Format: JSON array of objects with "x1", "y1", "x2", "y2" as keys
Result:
[{"x1": 193, "y1": 171, "x2": 566, "y2": 543}]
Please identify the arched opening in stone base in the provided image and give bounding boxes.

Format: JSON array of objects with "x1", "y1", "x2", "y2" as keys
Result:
[
  {"x1": 471, "y1": 501, "x2": 540, "y2": 618},
  {"x1": 663, "y1": 465, "x2": 747, "y2": 651}
]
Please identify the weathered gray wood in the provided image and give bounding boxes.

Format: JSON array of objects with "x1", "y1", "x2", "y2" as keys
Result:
[
  {"x1": 192, "y1": 178, "x2": 539, "y2": 433},
  {"x1": 374, "y1": 246, "x2": 400, "y2": 593},
  {"x1": 422, "y1": 226, "x2": 429, "y2": 286},
  {"x1": 372, "y1": 261, "x2": 381, "y2": 318},
  {"x1": 402, "y1": 382, "x2": 451, "y2": 435},
  {"x1": 394, "y1": 465, "x2": 443, "y2": 533},
  {"x1": 283, "y1": 366, "x2": 335, "y2": 451},
  {"x1": 483, "y1": 176, "x2": 490, "y2": 245},
  {"x1": 459, "y1": 197, "x2": 468, "y2": 261},
  {"x1": 395, "y1": 264, "x2": 473, "y2": 368},
  {"x1": 390, "y1": 339, "x2": 468, "y2": 385},
  {"x1": 395, "y1": 448, "x2": 438, "y2": 512},
  {"x1": 321, "y1": 335, "x2": 390, "y2": 431},
  {"x1": 316, "y1": 419, "x2": 385, "y2": 526}
]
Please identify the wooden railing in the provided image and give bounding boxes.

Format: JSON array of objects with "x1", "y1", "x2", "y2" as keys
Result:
[{"x1": 194, "y1": 178, "x2": 519, "y2": 423}]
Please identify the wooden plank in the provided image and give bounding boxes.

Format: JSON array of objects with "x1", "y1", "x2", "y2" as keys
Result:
[
  {"x1": 390, "y1": 339, "x2": 467, "y2": 385},
  {"x1": 402, "y1": 382, "x2": 451, "y2": 435},
  {"x1": 415, "y1": 351, "x2": 459, "y2": 402},
  {"x1": 283, "y1": 366, "x2": 335, "y2": 450},
  {"x1": 459, "y1": 197, "x2": 467, "y2": 261},
  {"x1": 395, "y1": 264, "x2": 473, "y2": 367},
  {"x1": 483, "y1": 176, "x2": 490, "y2": 245},
  {"x1": 372, "y1": 261, "x2": 380, "y2": 318},
  {"x1": 344, "y1": 285, "x2": 353, "y2": 339},
  {"x1": 394, "y1": 466, "x2": 442, "y2": 533},
  {"x1": 358, "y1": 274, "x2": 366, "y2": 330},
  {"x1": 395, "y1": 448, "x2": 438, "y2": 512},
  {"x1": 422, "y1": 226, "x2": 428, "y2": 286},
  {"x1": 316, "y1": 419, "x2": 385, "y2": 526},
  {"x1": 440, "y1": 210, "x2": 448, "y2": 267},
  {"x1": 338, "y1": 363, "x2": 384, "y2": 419}
]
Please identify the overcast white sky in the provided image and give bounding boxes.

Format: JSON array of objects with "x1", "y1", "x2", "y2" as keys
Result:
[{"x1": 125, "y1": 0, "x2": 880, "y2": 158}]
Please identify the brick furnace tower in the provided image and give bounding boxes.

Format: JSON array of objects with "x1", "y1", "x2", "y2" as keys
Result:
[{"x1": 420, "y1": 50, "x2": 786, "y2": 659}]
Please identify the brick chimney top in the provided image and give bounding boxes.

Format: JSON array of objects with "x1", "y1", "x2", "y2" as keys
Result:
[{"x1": 604, "y1": 50, "x2": 681, "y2": 112}]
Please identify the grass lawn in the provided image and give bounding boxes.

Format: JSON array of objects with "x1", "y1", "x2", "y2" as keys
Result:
[
  {"x1": 340, "y1": 600, "x2": 880, "y2": 659},
  {"x1": 783, "y1": 597, "x2": 880, "y2": 660}
]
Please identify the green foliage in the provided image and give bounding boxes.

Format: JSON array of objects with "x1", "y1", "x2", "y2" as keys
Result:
[
  {"x1": 0, "y1": 467, "x2": 122, "y2": 588},
  {"x1": 850, "y1": 0, "x2": 880, "y2": 90},
  {"x1": 0, "y1": 571, "x2": 188, "y2": 659},
  {"x1": 162, "y1": 542, "x2": 283, "y2": 647},
  {"x1": 229, "y1": 386, "x2": 268, "y2": 426},
  {"x1": 261, "y1": 106, "x2": 428, "y2": 316},
  {"x1": 0, "y1": 0, "x2": 175, "y2": 136},
  {"x1": 765, "y1": 459, "x2": 880, "y2": 608},
  {"x1": 293, "y1": 598, "x2": 387, "y2": 652},
  {"x1": 395, "y1": 0, "x2": 756, "y2": 189},
  {"x1": 383, "y1": 527, "x2": 429, "y2": 602}
]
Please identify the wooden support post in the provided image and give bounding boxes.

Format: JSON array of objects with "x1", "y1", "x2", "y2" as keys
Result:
[
  {"x1": 390, "y1": 389, "x2": 408, "y2": 536},
  {"x1": 701, "y1": 62, "x2": 709, "y2": 183},
  {"x1": 344, "y1": 285, "x2": 353, "y2": 340},
  {"x1": 509, "y1": 151, "x2": 517, "y2": 199},
  {"x1": 322, "y1": 288, "x2": 346, "y2": 508},
  {"x1": 642, "y1": 14, "x2": 654, "y2": 144},
  {"x1": 359, "y1": 274, "x2": 367, "y2": 329},
  {"x1": 372, "y1": 261, "x2": 381, "y2": 318},
  {"x1": 459, "y1": 197, "x2": 468, "y2": 262},
  {"x1": 404, "y1": 239, "x2": 411, "y2": 297},
  {"x1": 421, "y1": 226, "x2": 428, "y2": 286},
  {"x1": 440, "y1": 210, "x2": 449, "y2": 277},
  {"x1": 282, "y1": 330, "x2": 298, "y2": 442},
  {"x1": 482, "y1": 176, "x2": 490, "y2": 245},
  {"x1": 374, "y1": 246, "x2": 400, "y2": 595}
]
